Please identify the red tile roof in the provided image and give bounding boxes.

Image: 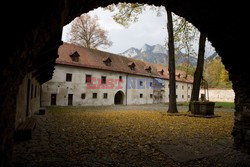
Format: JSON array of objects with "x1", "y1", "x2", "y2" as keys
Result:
[{"x1": 57, "y1": 43, "x2": 193, "y2": 83}]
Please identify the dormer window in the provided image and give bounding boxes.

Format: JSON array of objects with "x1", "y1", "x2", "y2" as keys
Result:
[
  {"x1": 158, "y1": 69, "x2": 164, "y2": 75},
  {"x1": 103, "y1": 57, "x2": 112, "y2": 66},
  {"x1": 128, "y1": 62, "x2": 136, "y2": 70},
  {"x1": 70, "y1": 51, "x2": 80, "y2": 62},
  {"x1": 145, "y1": 66, "x2": 151, "y2": 73},
  {"x1": 176, "y1": 73, "x2": 181, "y2": 79}
]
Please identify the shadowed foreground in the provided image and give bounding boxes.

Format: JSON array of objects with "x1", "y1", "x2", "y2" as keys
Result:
[{"x1": 13, "y1": 105, "x2": 250, "y2": 167}]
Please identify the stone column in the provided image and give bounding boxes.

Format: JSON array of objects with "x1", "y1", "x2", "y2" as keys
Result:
[{"x1": 231, "y1": 72, "x2": 250, "y2": 153}]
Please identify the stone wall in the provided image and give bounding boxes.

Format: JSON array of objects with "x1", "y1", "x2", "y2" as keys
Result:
[
  {"x1": 15, "y1": 73, "x2": 41, "y2": 128},
  {"x1": 199, "y1": 89, "x2": 235, "y2": 102},
  {"x1": 0, "y1": 1, "x2": 249, "y2": 166}
]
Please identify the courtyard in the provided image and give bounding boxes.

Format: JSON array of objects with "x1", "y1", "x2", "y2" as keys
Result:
[{"x1": 13, "y1": 104, "x2": 250, "y2": 167}]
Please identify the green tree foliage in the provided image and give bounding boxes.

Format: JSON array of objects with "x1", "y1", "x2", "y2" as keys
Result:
[
  {"x1": 176, "y1": 64, "x2": 195, "y2": 76},
  {"x1": 204, "y1": 58, "x2": 232, "y2": 88}
]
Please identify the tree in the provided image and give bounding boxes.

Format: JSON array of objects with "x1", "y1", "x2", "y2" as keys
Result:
[
  {"x1": 173, "y1": 16, "x2": 197, "y2": 76},
  {"x1": 188, "y1": 33, "x2": 206, "y2": 111},
  {"x1": 67, "y1": 14, "x2": 112, "y2": 49},
  {"x1": 167, "y1": 10, "x2": 178, "y2": 113},
  {"x1": 107, "y1": 4, "x2": 179, "y2": 112},
  {"x1": 204, "y1": 58, "x2": 232, "y2": 88}
]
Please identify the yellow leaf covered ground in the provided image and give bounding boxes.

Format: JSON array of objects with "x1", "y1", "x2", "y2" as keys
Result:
[{"x1": 14, "y1": 105, "x2": 250, "y2": 167}]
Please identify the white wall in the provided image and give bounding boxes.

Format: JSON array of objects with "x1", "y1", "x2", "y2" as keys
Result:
[
  {"x1": 199, "y1": 89, "x2": 234, "y2": 102},
  {"x1": 42, "y1": 65, "x2": 126, "y2": 106},
  {"x1": 126, "y1": 75, "x2": 154, "y2": 105},
  {"x1": 42, "y1": 64, "x2": 193, "y2": 106},
  {"x1": 15, "y1": 73, "x2": 40, "y2": 128}
]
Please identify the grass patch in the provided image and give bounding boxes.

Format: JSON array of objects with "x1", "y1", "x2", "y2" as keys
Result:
[
  {"x1": 214, "y1": 102, "x2": 234, "y2": 108},
  {"x1": 177, "y1": 102, "x2": 234, "y2": 109}
]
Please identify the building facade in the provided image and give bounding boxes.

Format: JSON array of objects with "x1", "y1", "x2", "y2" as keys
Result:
[{"x1": 42, "y1": 43, "x2": 193, "y2": 106}]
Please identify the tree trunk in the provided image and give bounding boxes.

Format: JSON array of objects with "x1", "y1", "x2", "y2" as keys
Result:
[
  {"x1": 167, "y1": 10, "x2": 178, "y2": 113},
  {"x1": 188, "y1": 33, "x2": 206, "y2": 111}
]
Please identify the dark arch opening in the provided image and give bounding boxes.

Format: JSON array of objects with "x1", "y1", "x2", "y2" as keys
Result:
[
  {"x1": 1, "y1": 1, "x2": 249, "y2": 166},
  {"x1": 114, "y1": 91, "x2": 124, "y2": 105}
]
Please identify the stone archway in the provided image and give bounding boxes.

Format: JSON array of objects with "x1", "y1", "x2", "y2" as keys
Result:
[
  {"x1": 114, "y1": 91, "x2": 125, "y2": 105},
  {"x1": 1, "y1": 1, "x2": 249, "y2": 166}
]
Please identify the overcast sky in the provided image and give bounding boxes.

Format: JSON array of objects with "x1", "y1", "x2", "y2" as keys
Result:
[{"x1": 62, "y1": 6, "x2": 215, "y2": 56}]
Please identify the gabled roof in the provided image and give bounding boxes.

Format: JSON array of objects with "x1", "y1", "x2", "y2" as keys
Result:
[{"x1": 56, "y1": 43, "x2": 193, "y2": 83}]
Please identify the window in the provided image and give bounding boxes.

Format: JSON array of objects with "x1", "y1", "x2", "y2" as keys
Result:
[
  {"x1": 176, "y1": 95, "x2": 178, "y2": 99},
  {"x1": 140, "y1": 93, "x2": 143, "y2": 98},
  {"x1": 188, "y1": 86, "x2": 190, "y2": 90},
  {"x1": 103, "y1": 93, "x2": 108, "y2": 99},
  {"x1": 128, "y1": 62, "x2": 136, "y2": 70},
  {"x1": 70, "y1": 51, "x2": 80, "y2": 62},
  {"x1": 34, "y1": 85, "x2": 37, "y2": 98},
  {"x1": 101, "y1": 76, "x2": 106, "y2": 84},
  {"x1": 188, "y1": 95, "x2": 190, "y2": 98},
  {"x1": 81, "y1": 93, "x2": 85, "y2": 99},
  {"x1": 158, "y1": 69, "x2": 164, "y2": 75},
  {"x1": 66, "y1": 73, "x2": 72, "y2": 82},
  {"x1": 182, "y1": 85, "x2": 184, "y2": 89},
  {"x1": 145, "y1": 66, "x2": 151, "y2": 73},
  {"x1": 182, "y1": 95, "x2": 184, "y2": 99},
  {"x1": 86, "y1": 74, "x2": 92, "y2": 83},
  {"x1": 139, "y1": 81, "x2": 143, "y2": 86},
  {"x1": 103, "y1": 57, "x2": 112, "y2": 66},
  {"x1": 176, "y1": 85, "x2": 178, "y2": 89},
  {"x1": 119, "y1": 76, "x2": 122, "y2": 82},
  {"x1": 160, "y1": 95, "x2": 163, "y2": 99},
  {"x1": 31, "y1": 84, "x2": 33, "y2": 99},
  {"x1": 150, "y1": 82, "x2": 153, "y2": 87},
  {"x1": 93, "y1": 93, "x2": 97, "y2": 99},
  {"x1": 150, "y1": 94, "x2": 153, "y2": 98}
]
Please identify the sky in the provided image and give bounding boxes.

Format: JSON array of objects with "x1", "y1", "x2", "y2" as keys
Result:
[{"x1": 62, "y1": 5, "x2": 215, "y2": 56}]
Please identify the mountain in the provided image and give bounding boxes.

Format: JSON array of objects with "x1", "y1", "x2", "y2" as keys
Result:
[
  {"x1": 205, "y1": 52, "x2": 219, "y2": 61},
  {"x1": 121, "y1": 47, "x2": 140, "y2": 58},
  {"x1": 120, "y1": 44, "x2": 197, "y2": 66}
]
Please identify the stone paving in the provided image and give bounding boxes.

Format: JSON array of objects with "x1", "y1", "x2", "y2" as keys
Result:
[{"x1": 13, "y1": 104, "x2": 250, "y2": 167}]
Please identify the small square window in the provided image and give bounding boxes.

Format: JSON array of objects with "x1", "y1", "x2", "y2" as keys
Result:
[
  {"x1": 182, "y1": 95, "x2": 184, "y2": 99},
  {"x1": 140, "y1": 93, "x2": 143, "y2": 98},
  {"x1": 81, "y1": 93, "x2": 86, "y2": 99},
  {"x1": 119, "y1": 76, "x2": 122, "y2": 82},
  {"x1": 139, "y1": 81, "x2": 143, "y2": 86},
  {"x1": 150, "y1": 94, "x2": 153, "y2": 98},
  {"x1": 150, "y1": 82, "x2": 153, "y2": 87},
  {"x1": 176, "y1": 85, "x2": 178, "y2": 89},
  {"x1": 86, "y1": 74, "x2": 92, "y2": 83},
  {"x1": 188, "y1": 95, "x2": 190, "y2": 98},
  {"x1": 66, "y1": 73, "x2": 72, "y2": 82},
  {"x1": 176, "y1": 95, "x2": 178, "y2": 99},
  {"x1": 103, "y1": 93, "x2": 108, "y2": 99},
  {"x1": 182, "y1": 86, "x2": 184, "y2": 89},
  {"x1": 93, "y1": 93, "x2": 97, "y2": 99}
]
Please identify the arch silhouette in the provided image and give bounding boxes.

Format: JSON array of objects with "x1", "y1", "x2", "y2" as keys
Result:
[{"x1": 1, "y1": 1, "x2": 249, "y2": 165}]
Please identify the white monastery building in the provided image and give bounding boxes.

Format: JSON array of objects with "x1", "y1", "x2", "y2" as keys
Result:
[{"x1": 41, "y1": 43, "x2": 193, "y2": 106}]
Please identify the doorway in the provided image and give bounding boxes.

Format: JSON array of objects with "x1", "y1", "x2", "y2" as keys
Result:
[
  {"x1": 114, "y1": 91, "x2": 124, "y2": 105},
  {"x1": 51, "y1": 94, "x2": 57, "y2": 105},
  {"x1": 68, "y1": 94, "x2": 73, "y2": 106}
]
